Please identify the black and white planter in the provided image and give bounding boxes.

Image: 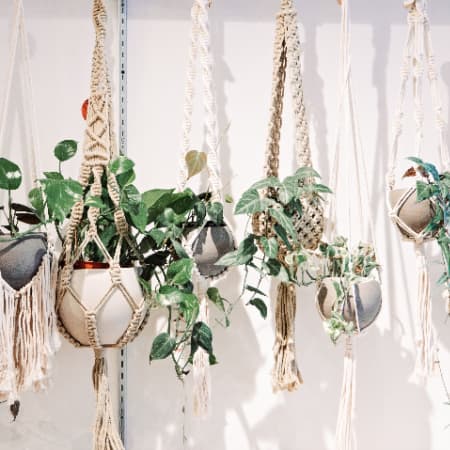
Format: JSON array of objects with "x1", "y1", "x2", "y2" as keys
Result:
[
  {"x1": 389, "y1": 187, "x2": 436, "y2": 240},
  {"x1": 0, "y1": 232, "x2": 47, "y2": 290},
  {"x1": 188, "y1": 221, "x2": 236, "y2": 279},
  {"x1": 316, "y1": 277, "x2": 382, "y2": 331},
  {"x1": 58, "y1": 263, "x2": 145, "y2": 346}
]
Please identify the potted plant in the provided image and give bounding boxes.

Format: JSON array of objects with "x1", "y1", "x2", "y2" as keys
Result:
[
  {"x1": 143, "y1": 151, "x2": 233, "y2": 378},
  {"x1": 57, "y1": 155, "x2": 148, "y2": 347},
  {"x1": 0, "y1": 140, "x2": 83, "y2": 290},
  {"x1": 401, "y1": 158, "x2": 450, "y2": 299},
  {"x1": 316, "y1": 236, "x2": 382, "y2": 343}
]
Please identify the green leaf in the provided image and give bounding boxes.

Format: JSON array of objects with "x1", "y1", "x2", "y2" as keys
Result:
[
  {"x1": 185, "y1": 150, "x2": 207, "y2": 179},
  {"x1": 274, "y1": 223, "x2": 293, "y2": 250},
  {"x1": 245, "y1": 285, "x2": 267, "y2": 297},
  {"x1": 278, "y1": 178, "x2": 298, "y2": 204},
  {"x1": 149, "y1": 228, "x2": 166, "y2": 247},
  {"x1": 217, "y1": 235, "x2": 257, "y2": 266},
  {"x1": 170, "y1": 238, "x2": 189, "y2": 258},
  {"x1": 150, "y1": 333, "x2": 176, "y2": 361},
  {"x1": 268, "y1": 208, "x2": 298, "y2": 243},
  {"x1": 167, "y1": 258, "x2": 194, "y2": 285},
  {"x1": 142, "y1": 189, "x2": 174, "y2": 210},
  {"x1": 28, "y1": 187, "x2": 45, "y2": 219},
  {"x1": 109, "y1": 156, "x2": 135, "y2": 175},
  {"x1": 43, "y1": 171, "x2": 64, "y2": 180},
  {"x1": 54, "y1": 140, "x2": 77, "y2": 162},
  {"x1": 191, "y1": 322, "x2": 214, "y2": 356},
  {"x1": 0, "y1": 158, "x2": 22, "y2": 190},
  {"x1": 235, "y1": 189, "x2": 275, "y2": 215},
  {"x1": 416, "y1": 181, "x2": 434, "y2": 201},
  {"x1": 249, "y1": 298, "x2": 267, "y2": 319},
  {"x1": 225, "y1": 194, "x2": 233, "y2": 203},
  {"x1": 215, "y1": 250, "x2": 240, "y2": 266},
  {"x1": 261, "y1": 236, "x2": 279, "y2": 259},
  {"x1": 207, "y1": 287, "x2": 226, "y2": 312},
  {"x1": 43, "y1": 179, "x2": 83, "y2": 222},
  {"x1": 249, "y1": 177, "x2": 281, "y2": 191},
  {"x1": 179, "y1": 293, "x2": 199, "y2": 327},
  {"x1": 157, "y1": 285, "x2": 185, "y2": 306},
  {"x1": 129, "y1": 202, "x2": 148, "y2": 233},
  {"x1": 207, "y1": 202, "x2": 224, "y2": 225},
  {"x1": 407, "y1": 156, "x2": 424, "y2": 165},
  {"x1": 85, "y1": 195, "x2": 105, "y2": 208},
  {"x1": 123, "y1": 184, "x2": 141, "y2": 206},
  {"x1": 293, "y1": 166, "x2": 321, "y2": 180},
  {"x1": 264, "y1": 258, "x2": 281, "y2": 276},
  {"x1": 312, "y1": 183, "x2": 332, "y2": 194}
]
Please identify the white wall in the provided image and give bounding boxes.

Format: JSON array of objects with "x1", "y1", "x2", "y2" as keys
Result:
[{"x1": 1, "y1": 0, "x2": 450, "y2": 449}]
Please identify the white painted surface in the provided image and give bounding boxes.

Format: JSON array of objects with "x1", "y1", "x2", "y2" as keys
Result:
[{"x1": 1, "y1": 0, "x2": 450, "y2": 449}]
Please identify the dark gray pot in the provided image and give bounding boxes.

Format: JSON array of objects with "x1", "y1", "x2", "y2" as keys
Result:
[
  {"x1": 0, "y1": 233, "x2": 47, "y2": 290},
  {"x1": 190, "y1": 222, "x2": 236, "y2": 279}
]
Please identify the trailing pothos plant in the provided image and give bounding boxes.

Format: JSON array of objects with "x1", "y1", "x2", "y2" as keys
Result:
[
  {"x1": 318, "y1": 236, "x2": 379, "y2": 343},
  {"x1": 143, "y1": 150, "x2": 232, "y2": 378},
  {"x1": 216, "y1": 167, "x2": 331, "y2": 319},
  {"x1": 403, "y1": 157, "x2": 450, "y2": 298},
  {"x1": 0, "y1": 140, "x2": 83, "y2": 240}
]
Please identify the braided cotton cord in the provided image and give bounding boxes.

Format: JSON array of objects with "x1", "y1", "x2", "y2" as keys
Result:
[
  {"x1": 264, "y1": 0, "x2": 312, "y2": 177},
  {"x1": 57, "y1": 0, "x2": 146, "y2": 351},
  {"x1": 0, "y1": 0, "x2": 40, "y2": 185},
  {"x1": 178, "y1": 0, "x2": 222, "y2": 201},
  {"x1": 387, "y1": 0, "x2": 450, "y2": 189}
]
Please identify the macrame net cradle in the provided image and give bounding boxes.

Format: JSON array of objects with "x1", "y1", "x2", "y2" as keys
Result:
[
  {"x1": 386, "y1": 0, "x2": 450, "y2": 382},
  {"x1": 251, "y1": 0, "x2": 324, "y2": 393},
  {"x1": 0, "y1": 0, "x2": 60, "y2": 414},
  {"x1": 176, "y1": 0, "x2": 236, "y2": 417},
  {"x1": 56, "y1": 1, "x2": 147, "y2": 449}
]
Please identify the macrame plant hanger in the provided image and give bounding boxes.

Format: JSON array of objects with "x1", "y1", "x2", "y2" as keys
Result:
[
  {"x1": 257, "y1": 0, "x2": 324, "y2": 393},
  {"x1": 56, "y1": 1, "x2": 147, "y2": 449},
  {"x1": 326, "y1": 0, "x2": 379, "y2": 448},
  {"x1": 0, "y1": 0, "x2": 60, "y2": 414},
  {"x1": 177, "y1": 0, "x2": 232, "y2": 418},
  {"x1": 386, "y1": 0, "x2": 450, "y2": 382}
]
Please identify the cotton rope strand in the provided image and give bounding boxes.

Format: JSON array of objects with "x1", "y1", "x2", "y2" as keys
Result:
[{"x1": 0, "y1": 0, "x2": 60, "y2": 415}]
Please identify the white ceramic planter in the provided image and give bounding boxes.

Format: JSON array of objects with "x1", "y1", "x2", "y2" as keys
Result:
[
  {"x1": 316, "y1": 276, "x2": 382, "y2": 331},
  {"x1": 58, "y1": 267, "x2": 145, "y2": 346},
  {"x1": 389, "y1": 188, "x2": 436, "y2": 239},
  {"x1": 0, "y1": 233, "x2": 47, "y2": 290},
  {"x1": 189, "y1": 222, "x2": 235, "y2": 279}
]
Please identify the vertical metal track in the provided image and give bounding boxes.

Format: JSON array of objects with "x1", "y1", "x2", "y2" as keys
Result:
[{"x1": 118, "y1": 0, "x2": 128, "y2": 447}]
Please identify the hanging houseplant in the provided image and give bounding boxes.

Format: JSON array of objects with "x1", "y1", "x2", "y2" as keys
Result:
[
  {"x1": 318, "y1": 1, "x2": 383, "y2": 448},
  {"x1": 219, "y1": 0, "x2": 329, "y2": 393},
  {"x1": 0, "y1": 0, "x2": 83, "y2": 419},
  {"x1": 56, "y1": 2, "x2": 147, "y2": 449},
  {"x1": 385, "y1": 0, "x2": 450, "y2": 381}
]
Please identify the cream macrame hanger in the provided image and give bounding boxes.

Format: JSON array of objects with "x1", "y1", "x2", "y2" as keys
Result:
[
  {"x1": 178, "y1": 0, "x2": 221, "y2": 202},
  {"x1": 386, "y1": 0, "x2": 449, "y2": 382},
  {"x1": 0, "y1": 0, "x2": 40, "y2": 186}
]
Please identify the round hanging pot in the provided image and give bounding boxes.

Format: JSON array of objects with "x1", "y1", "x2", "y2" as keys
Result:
[
  {"x1": 58, "y1": 264, "x2": 145, "y2": 347},
  {"x1": 389, "y1": 187, "x2": 437, "y2": 240},
  {"x1": 188, "y1": 221, "x2": 236, "y2": 279},
  {"x1": 0, "y1": 232, "x2": 47, "y2": 290},
  {"x1": 316, "y1": 276, "x2": 382, "y2": 331}
]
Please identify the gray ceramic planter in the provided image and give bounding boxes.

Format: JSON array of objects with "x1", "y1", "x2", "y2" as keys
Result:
[
  {"x1": 190, "y1": 222, "x2": 236, "y2": 279},
  {"x1": 389, "y1": 188, "x2": 436, "y2": 239},
  {"x1": 316, "y1": 277, "x2": 382, "y2": 331},
  {"x1": 0, "y1": 232, "x2": 47, "y2": 290}
]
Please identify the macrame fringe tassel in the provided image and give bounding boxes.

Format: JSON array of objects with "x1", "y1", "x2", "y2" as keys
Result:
[
  {"x1": 0, "y1": 251, "x2": 60, "y2": 418},
  {"x1": 92, "y1": 351, "x2": 124, "y2": 450},
  {"x1": 272, "y1": 281, "x2": 303, "y2": 392},
  {"x1": 336, "y1": 336, "x2": 356, "y2": 450},
  {"x1": 193, "y1": 293, "x2": 211, "y2": 418},
  {"x1": 413, "y1": 243, "x2": 437, "y2": 382}
]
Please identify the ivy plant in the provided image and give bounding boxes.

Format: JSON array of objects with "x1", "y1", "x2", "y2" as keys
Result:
[
  {"x1": 143, "y1": 151, "x2": 231, "y2": 378},
  {"x1": 0, "y1": 140, "x2": 82, "y2": 240},
  {"x1": 217, "y1": 167, "x2": 331, "y2": 319},
  {"x1": 403, "y1": 157, "x2": 450, "y2": 298},
  {"x1": 318, "y1": 236, "x2": 379, "y2": 343}
]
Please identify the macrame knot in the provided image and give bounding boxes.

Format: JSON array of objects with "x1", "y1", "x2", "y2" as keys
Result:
[
  {"x1": 86, "y1": 313, "x2": 101, "y2": 349},
  {"x1": 114, "y1": 209, "x2": 128, "y2": 236},
  {"x1": 109, "y1": 263, "x2": 122, "y2": 285},
  {"x1": 408, "y1": 9, "x2": 425, "y2": 26}
]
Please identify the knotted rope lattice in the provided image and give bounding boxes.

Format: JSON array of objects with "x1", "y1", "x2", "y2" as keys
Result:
[
  {"x1": 0, "y1": 0, "x2": 60, "y2": 415},
  {"x1": 326, "y1": 1, "x2": 380, "y2": 449},
  {"x1": 56, "y1": 1, "x2": 147, "y2": 449},
  {"x1": 386, "y1": 0, "x2": 450, "y2": 382},
  {"x1": 254, "y1": 0, "x2": 323, "y2": 393},
  {"x1": 176, "y1": 0, "x2": 235, "y2": 418}
]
